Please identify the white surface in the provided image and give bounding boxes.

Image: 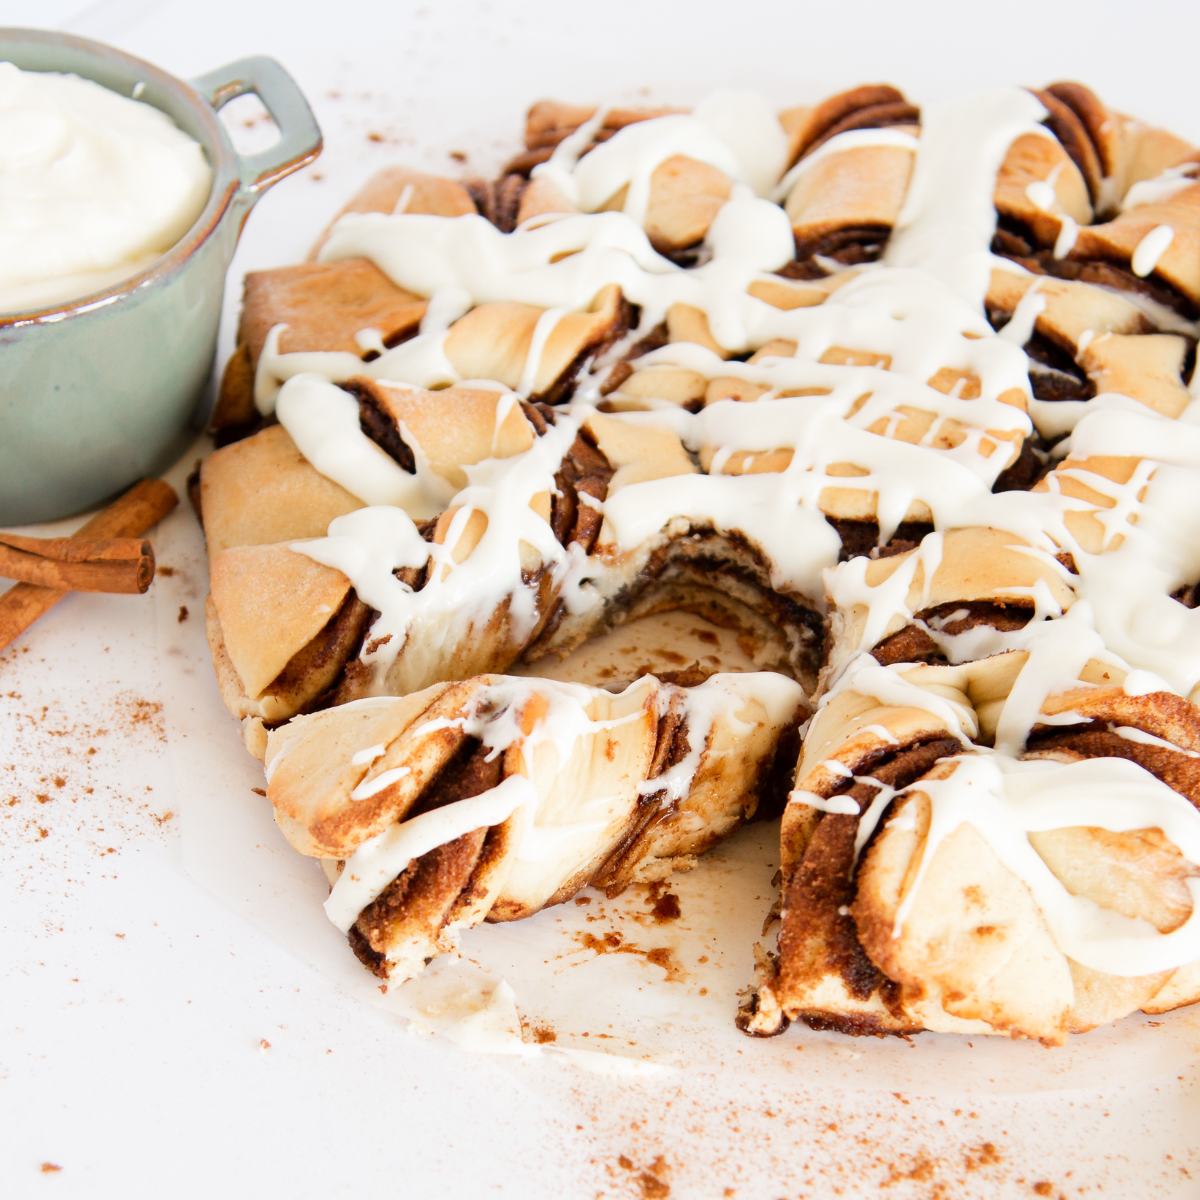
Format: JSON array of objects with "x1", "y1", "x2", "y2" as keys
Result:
[{"x1": 2, "y1": 2, "x2": 1200, "y2": 1197}]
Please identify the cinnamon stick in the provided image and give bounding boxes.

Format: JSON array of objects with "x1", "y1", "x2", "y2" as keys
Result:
[
  {"x1": 0, "y1": 478, "x2": 178, "y2": 653},
  {"x1": 0, "y1": 533, "x2": 155, "y2": 593}
]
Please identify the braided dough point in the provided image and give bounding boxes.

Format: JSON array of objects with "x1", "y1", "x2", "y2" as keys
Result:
[{"x1": 266, "y1": 673, "x2": 804, "y2": 980}]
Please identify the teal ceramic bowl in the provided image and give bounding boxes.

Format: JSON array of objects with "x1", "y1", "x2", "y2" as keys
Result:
[{"x1": 0, "y1": 28, "x2": 322, "y2": 524}]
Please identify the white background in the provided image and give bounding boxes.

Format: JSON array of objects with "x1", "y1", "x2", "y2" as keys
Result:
[{"x1": 1, "y1": 2, "x2": 1199, "y2": 1197}]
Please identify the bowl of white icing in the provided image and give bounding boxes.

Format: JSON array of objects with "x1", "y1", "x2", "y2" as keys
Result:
[{"x1": 0, "y1": 27, "x2": 322, "y2": 524}]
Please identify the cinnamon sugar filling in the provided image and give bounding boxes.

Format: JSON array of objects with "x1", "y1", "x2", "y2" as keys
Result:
[
  {"x1": 1026, "y1": 723, "x2": 1200, "y2": 806},
  {"x1": 870, "y1": 601, "x2": 1034, "y2": 668},
  {"x1": 350, "y1": 737, "x2": 504, "y2": 967},
  {"x1": 263, "y1": 592, "x2": 373, "y2": 720},
  {"x1": 992, "y1": 220, "x2": 1197, "y2": 320},
  {"x1": 348, "y1": 382, "x2": 418, "y2": 470}
]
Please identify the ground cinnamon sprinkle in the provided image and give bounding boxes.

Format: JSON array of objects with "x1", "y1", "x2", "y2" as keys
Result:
[
  {"x1": 645, "y1": 881, "x2": 681, "y2": 923},
  {"x1": 881, "y1": 1154, "x2": 939, "y2": 1188},
  {"x1": 638, "y1": 1173, "x2": 669, "y2": 1198},
  {"x1": 177, "y1": 605, "x2": 189, "y2": 623},
  {"x1": 611, "y1": 1154, "x2": 671, "y2": 1199},
  {"x1": 570, "y1": 1071, "x2": 1069, "y2": 1200},
  {"x1": 117, "y1": 695, "x2": 164, "y2": 737},
  {"x1": 572, "y1": 930, "x2": 684, "y2": 982},
  {"x1": 527, "y1": 1022, "x2": 557, "y2": 1044},
  {"x1": 965, "y1": 1142, "x2": 1003, "y2": 1171},
  {"x1": 1, "y1": 688, "x2": 174, "y2": 870}
]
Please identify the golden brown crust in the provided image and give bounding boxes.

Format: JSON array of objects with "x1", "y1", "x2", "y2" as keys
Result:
[
  {"x1": 780, "y1": 84, "x2": 917, "y2": 164},
  {"x1": 1071, "y1": 181, "x2": 1200, "y2": 309},
  {"x1": 785, "y1": 135, "x2": 915, "y2": 261},
  {"x1": 309, "y1": 166, "x2": 476, "y2": 258},
  {"x1": 200, "y1": 424, "x2": 362, "y2": 555},
  {"x1": 208, "y1": 543, "x2": 354, "y2": 703},
  {"x1": 212, "y1": 260, "x2": 426, "y2": 434}
]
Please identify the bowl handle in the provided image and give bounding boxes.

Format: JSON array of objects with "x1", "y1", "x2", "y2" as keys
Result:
[{"x1": 190, "y1": 56, "x2": 322, "y2": 203}]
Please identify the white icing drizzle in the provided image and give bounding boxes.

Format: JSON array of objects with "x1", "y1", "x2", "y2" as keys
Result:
[
  {"x1": 277, "y1": 374, "x2": 455, "y2": 518},
  {"x1": 789, "y1": 789, "x2": 859, "y2": 816},
  {"x1": 601, "y1": 468, "x2": 842, "y2": 589},
  {"x1": 989, "y1": 610, "x2": 1117, "y2": 756},
  {"x1": 789, "y1": 764, "x2": 903, "y2": 852},
  {"x1": 517, "y1": 306, "x2": 568, "y2": 395},
  {"x1": 350, "y1": 764, "x2": 412, "y2": 801},
  {"x1": 535, "y1": 90, "x2": 788, "y2": 217},
  {"x1": 890, "y1": 753, "x2": 1200, "y2": 977},
  {"x1": 1113, "y1": 725, "x2": 1200, "y2": 759},
  {"x1": 1121, "y1": 165, "x2": 1197, "y2": 212},
  {"x1": 641, "y1": 671, "x2": 804, "y2": 801},
  {"x1": 851, "y1": 774, "x2": 899, "y2": 863},
  {"x1": 862, "y1": 723, "x2": 900, "y2": 746},
  {"x1": 1023, "y1": 169, "x2": 1060, "y2": 213},
  {"x1": 1053, "y1": 215, "x2": 1078, "y2": 259},
  {"x1": 774, "y1": 126, "x2": 919, "y2": 201},
  {"x1": 325, "y1": 773, "x2": 534, "y2": 930},
  {"x1": 820, "y1": 653, "x2": 979, "y2": 743},
  {"x1": 1058, "y1": 408, "x2": 1200, "y2": 694},
  {"x1": 293, "y1": 414, "x2": 579, "y2": 694},
  {"x1": 885, "y1": 88, "x2": 1049, "y2": 302},
  {"x1": 998, "y1": 280, "x2": 1046, "y2": 346},
  {"x1": 1130, "y1": 224, "x2": 1174, "y2": 278},
  {"x1": 350, "y1": 743, "x2": 386, "y2": 766}
]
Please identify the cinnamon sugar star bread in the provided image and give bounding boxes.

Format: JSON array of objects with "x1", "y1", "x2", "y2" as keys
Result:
[{"x1": 200, "y1": 82, "x2": 1200, "y2": 1038}]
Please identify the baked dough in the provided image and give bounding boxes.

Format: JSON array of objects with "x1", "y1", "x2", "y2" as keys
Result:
[{"x1": 199, "y1": 82, "x2": 1200, "y2": 1039}]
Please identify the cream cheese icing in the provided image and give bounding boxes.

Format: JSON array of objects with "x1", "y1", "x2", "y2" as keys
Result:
[{"x1": 0, "y1": 62, "x2": 211, "y2": 311}]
